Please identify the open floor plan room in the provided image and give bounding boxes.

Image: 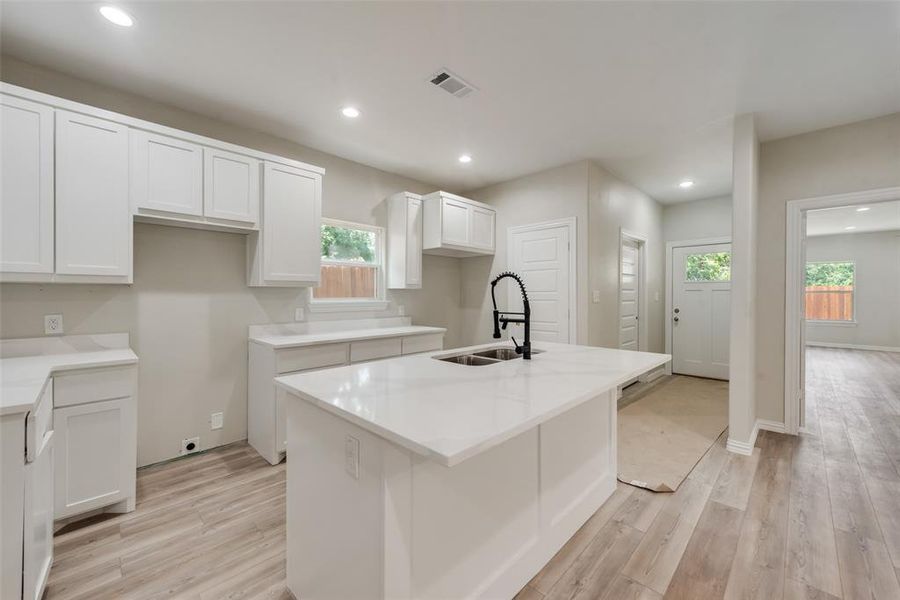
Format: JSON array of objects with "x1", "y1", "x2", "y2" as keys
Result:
[{"x1": 1, "y1": 2, "x2": 898, "y2": 599}]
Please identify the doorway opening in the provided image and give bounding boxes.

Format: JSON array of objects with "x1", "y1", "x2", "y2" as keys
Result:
[{"x1": 784, "y1": 188, "x2": 900, "y2": 434}]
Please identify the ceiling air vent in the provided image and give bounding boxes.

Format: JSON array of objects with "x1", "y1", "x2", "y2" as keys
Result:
[{"x1": 429, "y1": 69, "x2": 477, "y2": 98}]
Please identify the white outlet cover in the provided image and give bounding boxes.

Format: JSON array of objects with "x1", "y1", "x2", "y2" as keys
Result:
[
  {"x1": 210, "y1": 412, "x2": 224, "y2": 430},
  {"x1": 294, "y1": 307, "x2": 305, "y2": 321},
  {"x1": 181, "y1": 437, "x2": 200, "y2": 456},
  {"x1": 345, "y1": 435, "x2": 359, "y2": 480},
  {"x1": 44, "y1": 314, "x2": 63, "y2": 335}
]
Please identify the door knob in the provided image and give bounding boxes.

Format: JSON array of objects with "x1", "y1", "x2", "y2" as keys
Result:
[
  {"x1": 674, "y1": 308, "x2": 680, "y2": 314},
  {"x1": 673, "y1": 316, "x2": 679, "y2": 322}
]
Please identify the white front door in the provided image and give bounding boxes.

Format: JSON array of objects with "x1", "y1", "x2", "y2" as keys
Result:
[
  {"x1": 619, "y1": 239, "x2": 641, "y2": 351},
  {"x1": 508, "y1": 221, "x2": 572, "y2": 343},
  {"x1": 672, "y1": 243, "x2": 732, "y2": 379}
]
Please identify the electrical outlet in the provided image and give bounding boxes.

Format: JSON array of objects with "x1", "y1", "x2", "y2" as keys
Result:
[
  {"x1": 294, "y1": 307, "x2": 305, "y2": 321},
  {"x1": 181, "y1": 437, "x2": 200, "y2": 456},
  {"x1": 210, "y1": 412, "x2": 223, "y2": 430},
  {"x1": 44, "y1": 314, "x2": 64, "y2": 335},
  {"x1": 345, "y1": 435, "x2": 359, "y2": 480}
]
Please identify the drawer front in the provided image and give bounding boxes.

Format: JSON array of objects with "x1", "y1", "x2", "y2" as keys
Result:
[
  {"x1": 54, "y1": 366, "x2": 136, "y2": 409},
  {"x1": 276, "y1": 343, "x2": 349, "y2": 374},
  {"x1": 350, "y1": 338, "x2": 402, "y2": 363},
  {"x1": 401, "y1": 333, "x2": 444, "y2": 355}
]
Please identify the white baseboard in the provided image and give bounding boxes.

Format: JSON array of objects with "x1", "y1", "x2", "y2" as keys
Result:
[
  {"x1": 638, "y1": 367, "x2": 667, "y2": 384},
  {"x1": 757, "y1": 419, "x2": 786, "y2": 434},
  {"x1": 726, "y1": 420, "x2": 760, "y2": 456},
  {"x1": 806, "y1": 341, "x2": 900, "y2": 353}
]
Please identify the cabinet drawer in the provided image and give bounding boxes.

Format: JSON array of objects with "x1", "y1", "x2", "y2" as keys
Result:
[
  {"x1": 401, "y1": 334, "x2": 444, "y2": 355},
  {"x1": 54, "y1": 366, "x2": 135, "y2": 409},
  {"x1": 350, "y1": 338, "x2": 402, "y2": 363},
  {"x1": 276, "y1": 343, "x2": 349, "y2": 374}
]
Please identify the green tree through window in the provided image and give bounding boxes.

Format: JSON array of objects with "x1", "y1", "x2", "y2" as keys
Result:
[
  {"x1": 685, "y1": 252, "x2": 731, "y2": 282},
  {"x1": 805, "y1": 262, "x2": 854, "y2": 286},
  {"x1": 321, "y1": 224, "x2": 376, "y2": 263}
]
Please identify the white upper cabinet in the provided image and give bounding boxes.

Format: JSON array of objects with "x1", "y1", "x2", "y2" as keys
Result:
[
  {"x1": 55, "y1": 110, "x2": 131, "y2": 281},
  {"x1": 248, "y1": 161, "x2": 323, "y2": 286},
  {"x1": 204, "y1": 148, "x2": 260, "y2": 226},
  {"x1": 422, "y1": 191, "x2": 496, "y2": 257},
  {"x1": 130, "y1": 130, "x2": 203, "y2": 218},
  {"x1": 0, "y1": 94, "x2": 54, "y2": 275},
  {"x1": 386, "y1": 192, "x2": 423, "y2": 289}
]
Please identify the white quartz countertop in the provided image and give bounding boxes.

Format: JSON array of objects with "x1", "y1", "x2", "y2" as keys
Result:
[
  {"x1": 0, "y1": 334, "x2": 137, "y2": 416},
  {"x1": 249, "y1": 325, "x2": 446, "y2": 349},
  {"x1": 276, "y1": 341, "x2": 670, "y2": 467}
]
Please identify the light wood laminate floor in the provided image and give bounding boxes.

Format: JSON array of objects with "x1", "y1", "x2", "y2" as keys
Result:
[{"x1": 47, "y1": 347, "x2": 900, "y2": 600}]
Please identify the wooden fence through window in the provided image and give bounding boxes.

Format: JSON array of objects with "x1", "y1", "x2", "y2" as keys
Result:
[
  {"x1": 805, "y1": 285, "x2": 853, "y2": 321},
  {"x1": 313, "y1": 264, "x2": 377, "y2": 299}
]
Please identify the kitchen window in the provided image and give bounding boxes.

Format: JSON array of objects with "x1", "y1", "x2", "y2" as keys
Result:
[
  {"x1": 805, "y1": 261, "x2": 855, "y2": 322},
  {"x1": 310, "y1": 219, "x2": 387, "y2": 311}
]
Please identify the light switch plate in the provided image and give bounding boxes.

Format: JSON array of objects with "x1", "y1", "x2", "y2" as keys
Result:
[
  {"x1": 44, "y1": 314, "x2": 63, "y2": 335},
  {"x1": 592, "y1": 291, "x2": 601, "y2": 303},
  {"x1": 210, "y1": 412, "x2": 224, "y2": 430},
  {"x1": 345, "y1": 435, "x2": 360, "y2": 480},
  {"x1": 294, "y1": 307, "x2": 305, "y2": 321}
]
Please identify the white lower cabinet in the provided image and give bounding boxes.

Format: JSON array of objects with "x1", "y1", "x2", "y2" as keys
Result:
[
  {"x1": 249, "y1": 331, "x2": 444, "y2": 465},
  {"x1": 52, "y1": 366, "x2": 137, "y2": 520}
]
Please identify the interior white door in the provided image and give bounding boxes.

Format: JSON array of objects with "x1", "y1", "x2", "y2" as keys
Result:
[
  {"x1": 55, "y1": 110, "x2": 130, "y2": 277},
  {"x1": 619, "y1": 239, "x2": 641, "y2": 351},
  {"x1": 508, "y1": 222, "x2": 572, "y2": 343},
  {"x1": 672, "y1": 243, "x2": 732, "y2": 379},
  {"x1": 0, "y1": 94, "x2": 54, "y2": 274}
]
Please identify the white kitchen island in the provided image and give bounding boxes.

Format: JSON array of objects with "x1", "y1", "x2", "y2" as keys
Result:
[{"x1": 275, "y1": 341, "x2": 669, "y2": 600}]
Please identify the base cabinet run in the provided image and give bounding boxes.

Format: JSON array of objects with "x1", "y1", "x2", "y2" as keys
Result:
[
  {"x1": 248, "y1": 332, "x2": 444, "y2": 465},
  {"x1": 285, "y1": 388, "x2": 617, "y2": 599},
  {"x1": 53, "y1": 366, "x2": 138, "y2": 520}
]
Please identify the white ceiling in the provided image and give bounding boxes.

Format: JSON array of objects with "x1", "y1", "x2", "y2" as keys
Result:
[
  {"x1": 807, "y1": 201, "x2": 900, "y2": 237},
  {"x1": 1, "y1": 2, "x2": 898, "y2": 203}
]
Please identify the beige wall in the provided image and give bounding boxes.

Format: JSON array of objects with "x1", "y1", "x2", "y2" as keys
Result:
[
  {"x1": 458, "y1": 160, "x2": 665, "y2": 353},
  {"x1": 662, "y1": 195, "x2": 732, "y2": 243},
  {"x1": 459, "y1": 161, "x2": 591, "y2": 346},
  {"x1": 0, "y1": 57, "x2": 462, "y2": 466},
  {"x1": 756, "y1": 112, "x2": 900, "y2": 423},
  {"x1": 805, "y1": 231, "x2": 900, "y2": 349},
  {"x1": 587, "y1": 163, "x2": 665, "y2": 352}
]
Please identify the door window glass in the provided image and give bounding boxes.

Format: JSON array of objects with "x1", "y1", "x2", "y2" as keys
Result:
[{"x1": 685, "y1": 252, "x2": 731, "y2": 282}]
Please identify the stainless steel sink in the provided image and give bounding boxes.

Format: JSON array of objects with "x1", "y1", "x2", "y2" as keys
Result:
[
  {"x1": 472, "y1": 347, "x2": 544, "y2": 361},
  {"x1": 437, "y1": 354, "x2": 499, "y2": 366}
]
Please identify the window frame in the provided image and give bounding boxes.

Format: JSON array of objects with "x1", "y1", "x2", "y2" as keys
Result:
[
  {"x1": 804, "y1": 260, "x2": 856, "y2": 325},
  {"x1": 308, "y1": 218, "x2": 388, "y2": 312}
]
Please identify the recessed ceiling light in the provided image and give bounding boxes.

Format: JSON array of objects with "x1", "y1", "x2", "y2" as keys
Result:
[
  {"x1": 458, "y1": 154, "x2": 472, "y2": 164},
  {"x1": 856, "y1": 207, "x2": 870, "y2": 212},
  {"x1": 341, "y1": 106, "x2": 360, "y2": 118},
  {"x1": 99, "y1": 6, "x2": 134, "y2": 27},
  {"x1": 679, "y1": 180, "x2": 694, "y2": 189},
  {"x1": 844, "y1": 226, "x2": 857, "y2": 230}
]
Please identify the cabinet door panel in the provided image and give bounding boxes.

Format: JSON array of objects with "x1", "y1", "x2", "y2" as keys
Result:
[
  {"x1": 262, "y1": 162, "x2": 321, "y2": 283},
  {"x1": 406, "y1": 198, "x2": 423, "y2": 286},
  {"x1": 0, "y1": 94, "x2": 54, "y2": 274},
  {"x1": 470, "y1": 206, "x2": 495, "y2": 251},
  {"x1": 204, "y1": 148, "x2": 259, "y2": 224},
  {"x1": 441, "y1": 198, "x2": 470, "y2": 246},
  {"x1": 130, "y1": 130, "x2": 203, "y2": 217},
  {"x1": 54, "y1": 398, "x2": 134, "y2": 519},
  {"x1": 55, "y1": 110, "x2": 130, "y2": 277}
]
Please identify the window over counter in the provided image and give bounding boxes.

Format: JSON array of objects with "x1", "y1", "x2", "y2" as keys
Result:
[
  {"x1": 684, "y1": 251, "x2": 731, "y2": 282},
  {"x1": 310, "y1": 219, "x2": 387, "y2": 311},
  {"x1": 805, "y1": 261, "x2": 855, "y2": 322}
]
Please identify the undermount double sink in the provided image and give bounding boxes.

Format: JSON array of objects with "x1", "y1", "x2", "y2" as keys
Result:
[{"x1": 435, "y1": 346, "x2": 544, "y2": 366}]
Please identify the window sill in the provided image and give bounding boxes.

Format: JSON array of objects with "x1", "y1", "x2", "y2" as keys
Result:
[
  {"x1": 308, "y1": 300, "x2": 390, "y2": 313},
  {"x1": 807, "y1": 320, "x2": 857, "y2": 327}
]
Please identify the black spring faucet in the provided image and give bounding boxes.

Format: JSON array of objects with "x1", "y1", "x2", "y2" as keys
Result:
[{"x1": 490, "y1": 271, "x2": 531, "y2": 359}]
